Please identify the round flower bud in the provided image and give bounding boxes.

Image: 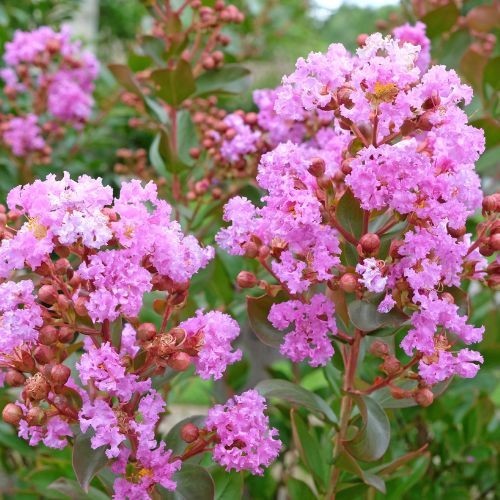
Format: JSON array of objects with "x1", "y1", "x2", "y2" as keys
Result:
[
  {"x1": 181, "y1": 422, "x2": 200, "y2": 443},
  {"x1": 167, "y1": 352, "x2": 191, "y2": 372},
  {"x1": 482, "y1": 194, "x2": 499, "y2": 213},
  {"x1": 341, "y1": 158, "x2": 353, "y2": 175},
  {"x1": 339, "y1": 273, "x2": 358, "y2": 293},
  {"x1": 237, "y1": 271, "x2": 258, "y2": 289},
  {"x1": 490, "y1": 233, "x2": 500, "y2": 251},
  {"x1": 479, "y1": 242, "x2": 494, "y2": 257},
  {"x1": 414, "y1": 388, "x2": 434, "y2": 407},
  {"x1": 26, "y1": 406, "x2": 46, "y2": 426},
  {"x1": 58, "y1": 326, "x2": 75, "y2": 343},
  {"x1": 51, "y1": 364, "x2": 71, "y2": 386},
  {"x1": 389, "y1": 240, "x2": 403, "y2": 260},
  {"x1": 359, "y1": 233, "x2": 380, "y2": 256},
  {"x1": 447, "y1": 224, "x2": 466, "y2": 238},
  {"x1": 243, "y1": 241, "x2": 259, "y2": 258},
  {"x1": 381, "y1": 357, "x2": 401, "y2": 376},
  {"x1": 138, "y1": 323, "x2": 157, "y2": 341},
  {"x1": 308, "y1": 157, "x2": 326, "y2": 178},
  {"x1": 38, "y1": 285, "x2": 58, "y2": 305},
  {"x1": 74, "y1": 296, "x2": 88, "y2": 317},
  {"x1": 369, "y1": 340, "x2": 389, "y2": 357},
  {"x1": 54, "y1": 258, "x2": 70, "y2": 274},
  {"x1": 2, "y1": 403, "x2": 23, "y2": 426},
  {"x1": 441, "y1": 292, "x2": 455, "y2": 304},
  {"x1": 5, "y1": 369, "x2": 25, "y2": 387},
  {"x1": 357, "y1": 33, "x2": 368, "y2": 47},
  {"x1": 39, "y1": 325, "x2": 59, "y2": 345},
  {"x1": 34, "y1": 345, "x2": 56, "y2": 364}
]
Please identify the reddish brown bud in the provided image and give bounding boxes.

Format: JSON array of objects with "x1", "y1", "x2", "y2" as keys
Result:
[
  {"x1": 74, "y1": 296, "x2": 88, "y2": 317},
  {"x1": 138, "y1": 323, "x2": 157, "y2": 342},
  {"x1": 26, "y1": 406, "x2": 46, "y2": 426},
  {"x1": 39, "y1": 325, "x2": 59, "y2": 345},
  {"x1": 381, "y1": 357, "x2": 401, "y2": 376},
  {"x1": 167, "y1": 352, "x2": 191, "y2": 371},
  {"x1": 169, "y1": 327, "x2": 186, "y2": 343},
  {"x1": 189, "y1": 147, "x2": 201, "y2": 159},
  {"x1": 359, "y1": 233, "x2": 380, "y2": 256},
  {"x1": 54, "y1": 258, "x2": 70, "y2": 274},
  {"x1": 258, "y1": 245, "x2": 270, "y2": 259},
  {"x1": 389, "y1": 240, "x2": 403, "y2": 260},
  {"x1": 308, "y1": 157, "x2": 326, "y2": 178},
  {"x1": 490, "y1": 233, "x2": 500, "y2": 251},
  {"x1": 414, "y1": 387, "x2": 434, "y2": 407},
  {"x1": 50, "y1": 364, "x2": 71, "y2": 386},
  {"x1": 357, "y1": 33, "x2": 368, "y2": 47},
  {"x1": 417, "y1": 110, "x2": 434, "y2": 131},
  {"x1": 369, "y1": 340, "x2": 389, "y2": 357},
  {"x1": 34, "y1": 345, "x2": 56, "y2": 364},
  {"x1": 390, "y1": 386, "x2": 411, "y2": 400},
  {"x1": 341, "y1": 158, "x2": 353, "y2": 175},
  {"x1": 54, "y1": 245, "x2": 70, "y2": 258},
  {"x1": 237, "y1": 271, "x2": 258, "y2": 289},
  {"x1": 244, "y1": 112, "x2": 258, "y2": 125},
  {"x1": 339, "y1": 273, "x2": 358, "y2": 293},
  {"x1": 5, "y1": 369, "x2": 25, "y2": 387},
  {"x1": 25, "y1": 374, "x2": 50, "y2": 401},
  {"x1": 58, "y1": 326, "x2": 75, "y2": 343},
  {"x1": 2, "y1": 403, "x2": 23, "y2": 426},
  {"x1": 38, "y1": 285, "x2": 58, "y2": 305},
  {"x1": 181, "y1": 422, "x2": 200, "y2": 443},
  {"x1": 441, "y1": 292, "x2": 455, "y2": 304},
  {"x1": 482, "y1": 194, "x2": 499, "y2": 213},
  {"x1": 479, "y1": 242, "x2": 494, "y2": 257}
]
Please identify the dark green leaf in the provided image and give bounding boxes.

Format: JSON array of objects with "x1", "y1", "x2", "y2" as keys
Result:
[
  {"x1": 287, "y1": 477, "x2": 317, "y2": 500},
  {"x1": 471, "y1": 117, "x2": 500, "y2": 149},
  {"x1": 151, "y1": 61, "x2": 195, "y2": 106},
  {"x1": 72, "y1": 432, "x2": 108, "y2": 492},
  {"x1": 161, "y1": 464, "x2": 215, "y2": 500},
  {"x1": 336, "y1": 450, "x2": 386, "y2": 493},
  {"x1": 348, "y1": 300, "x2": 407, "y2": 333},
  {"x1": 484, "y1": 56, "x2": 500, "y2": 91},
  {"x1": 195, "y1": 66, "x2": 251, "y2": 97},
  {"x1": 108, "y1": 64, "x2": 143, "y2": 95},
  {"x1": 247, "y1": 293, "x2": 285, "y2": 348},
  {"x1": 211, "y1": 467, "x2": 244, "y2": 500},
  {"x1": 150, "y1": 133, "x2": 168, "y2": 178},
  {"x1": 421, "y1": 3, "x2": 460, "y2": 38},
  {"x1": 255, "y1": 379, "x2": 337, "y2": 423},
  {"x1": 48, "y1": 478, "x2": 109, "y2": 500},
  {"x1": 336, "y1": 189, "x2": 364, "y2": 240},
  {"x1": 345, "y1": 395, "x2": 390, "y2": 462},
  {"x1": 291, "y1": 410, "x2": 327, "y2": 489}
]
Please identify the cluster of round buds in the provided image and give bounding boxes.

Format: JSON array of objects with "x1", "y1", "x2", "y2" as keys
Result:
[{"x1": 113, "y1": 148, "x2": 165, "y2": 187}]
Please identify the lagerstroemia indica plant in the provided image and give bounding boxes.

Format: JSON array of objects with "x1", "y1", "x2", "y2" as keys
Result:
[{"x1": 0, "y1": 12, "x2": 498, "y2": 500}]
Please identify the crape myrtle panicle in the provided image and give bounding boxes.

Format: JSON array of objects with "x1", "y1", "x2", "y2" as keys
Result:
[
  {"x1": 217, "y1": 28, "x2": 498, "y2": 396},
  {"x1": 0, "y1": 173, "x2": 277, "y2": 498}
]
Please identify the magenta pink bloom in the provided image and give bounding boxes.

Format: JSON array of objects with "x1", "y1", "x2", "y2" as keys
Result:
[
  {"x1": 179, "y1": 310, "x2": 242, "y2": 380},
  {"x1": 206, "y1": 389, "x2": 281, "y2": 475},
  {"x1": 3, "y1": 115, "x2": 46, "y2": 156}
]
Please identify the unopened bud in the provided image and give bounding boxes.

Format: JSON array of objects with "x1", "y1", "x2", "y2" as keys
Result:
[
  {"x1": 447, "y1": 224, "x2": 466, "y2": 238},
  {"x1": 414, "y1": 387, "x2": 434, "y2": 407},
  {"x1": 369, "y1": 340, "x2": 389, "y2": 357},
  {"x1": 5, "y1": 369, "x2": 25, "y2": 387},
  {"x1": 50, "y1": 364, "x2": 71, "y2": 386},
  {"x1": 167, "y1": 352, "x2": 191, "y2": 371},
  {"x1": 34, "y1": 345, "x2": 56, "y2": 364},
  {"x1": 138, "y1": 323, "x2": 157, "y2": 341},
  {"x1": 54, "y1": 258, "x2": 70, "y2": 274},
  {"x1": 479, "y1": 242, "x2": 494, "y2": 257},
  {"x1": 341, "y1": 158, "x2": 353, "y2": 175},
  {"x1": 482, "y1": 194, "x2": 499, "y2": 213},
  {"x1": 308, "y1": 157, "x2": 326, "y2": 177},
  {"x1": 38, "y1": 285, "x2": 58, "y2": 305},
  {"x1": 389, "y1": 240, "x2": 403, "y2": 260},
  {"x1": 26, "y1": 406, "x2": 46, "y2": 426},
  {"x1": 181, "y1": 422, "x2": 200, "y2": 443},
  {"x1": 381, "y1": 357, "x2": 401, "y2": 376},
  {"x1": 169, "y1": 327, "x2": 186, "y2": 343},
  {"x1": 441, "y1": 292, "x2": 455, "y2": 304},
  {"x1": 58, "y1": 326, "x2": 74, "y2": 343},
  {"x1": 490, "y1": 233, "x2": 500, "y2": 251},
  {"x1": 74, "y1": 296, "x2": 88, "y2": 316},
  {"x1": 39, "y1": 325, "x2": 59, "y2": 345},
  {"x1": 357, "y1": 33, "x2": 368, "y2": 47},
  {"x1": 339, "y1": 273, "x2": 358, "y2": 293},
  {"x1": 237, "y1": 271, "x2": 258, "y2": 288},
  {"x1": 243, "y1": 241, "x2": 259, "y2": 258},
  {"x1": 359, "y1": 233, "x2": 380, "y2": 256},
  {"x1": 2, "y1": 403, "x2": 23, "y2": 426}
]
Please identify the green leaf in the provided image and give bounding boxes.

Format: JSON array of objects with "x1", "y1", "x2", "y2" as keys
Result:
[
  {"x1": 348, "y1": 300, "x2": 407, "y2": 333},
  {"x1": 72, "y1": 431, "x2": 108, "y2": 492},
  {"x1": 163, "y1": 415, "x2": 206, "y2": 457},
  {"x1": 151, "y1": 61, "x2": 195, "y2": 106},
  {"x1": 345, "y1": 395, "x2": 390, "y2": 462},
  {"x1": 291, "y1": 410, "x2": 327, "y2": 490},
  {"x1": 108, "y1": 63, "x2": 143, "y2": 96},
  {"x1": 336, "y1": 189, "x2": 364, "y2": 240},
  {"x1": 195, "y1": 66, "x2": 251, "y2": 97},
  {"x1": 471, "y1": 117, "x2": 500, "y2": 149},
  {"x1": 336, "y1": 450, "x2": 386, "y2": 493},
  {"x1": 421, "y1": 3, "x2": 460, "y2": 38},
  {"x1": 287, "y1": 477, "x2": 317, "y2": 500},
  {"x1": 161, "y1": 464, "x2": 215, "y2": 500},
  {"x1": 211, "y1": 467, "x2": 244, "y2": 500},
  {"x1": 484, "y1": 56, "x2": 500, "y2": 91},
  {"x1": 48, "y1": 478, "x2": 109, "y2": 500},
  {"x1": 150, "y1": 132, "x2": 168, "y2": 178},
  {"x1": 255, "y1": 379, "x2": 337, "y2": 423},
  {"x1": 247, "y1": 293, "x2": 285, "y2": 348}
]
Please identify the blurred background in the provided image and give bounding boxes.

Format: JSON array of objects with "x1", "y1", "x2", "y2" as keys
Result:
[{"x1": 0, "y1": 0, "x2": 498, "y2": 498}]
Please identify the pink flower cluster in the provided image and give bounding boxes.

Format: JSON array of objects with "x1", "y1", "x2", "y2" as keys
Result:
[
  {"x1": 0, "y1": 26, "x2": 98, "y2": 158},
  {"x1": 218, "y1": 30, "x2": 489, "y2": 385},
  {"x1": 206, "y1": 389, "x2": 281, "y2": 474}
]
